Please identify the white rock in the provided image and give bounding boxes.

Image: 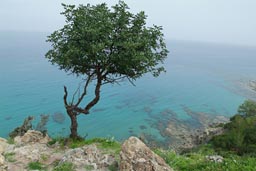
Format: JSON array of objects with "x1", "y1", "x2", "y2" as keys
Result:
[{"x1": 120, "y1": 136, "x2": 173, "y2": 171}]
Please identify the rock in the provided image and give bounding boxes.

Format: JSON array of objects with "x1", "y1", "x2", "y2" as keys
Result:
[
  {"x1": 0, "y1": 154, "x2": 7, "y2": 171},
  {"x1": 60, "y1": 144, "x2": 116, "y2": 170},
  {"x1": 14, "y1": 130, "x2": 51, "y2": 145},
  {"x1": 120, "y1": 136, "x2": 173, "y2": 171},
  {"x1": 206, "y1": 155, "x2": 224, "y2": 163},
  {"x1": 0, "y1": 138, "x2": 8, "y2": 154},
  {"x1": 9, "y1": 116, "x2": 34, "y2": 138},
  {"x1": 11, "y1": 144, "x2": 50, "y2": 162}
]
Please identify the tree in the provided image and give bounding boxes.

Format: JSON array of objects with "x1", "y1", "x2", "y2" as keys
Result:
[
  {"x1": 238, "y1": 100, "x2": 256, "y2": 117},
  {"x1": 211, "y1": 100, "x2": 256, "y2": 155},
  {"x1": 45, "y1": 1, "x2": 168, "y2": 139}
]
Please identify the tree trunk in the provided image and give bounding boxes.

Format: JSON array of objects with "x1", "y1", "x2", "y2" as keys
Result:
[{"x1": 67, "y1": 110, "x2": 79, "y2": 139}]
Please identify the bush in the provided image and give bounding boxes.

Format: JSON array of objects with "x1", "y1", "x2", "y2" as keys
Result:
[
  {"x1": 211, "y1": 100, "x2": 256, "y2": 155},
  {"x1": 27, "y1": 161, "x2": 44, "y2": 170},
  {"x1": 238, "y1": 100, "x2": 256, "y2": 117},
  {"x1": 53, "y1": 162, "x2": 75, "y2": 171}
]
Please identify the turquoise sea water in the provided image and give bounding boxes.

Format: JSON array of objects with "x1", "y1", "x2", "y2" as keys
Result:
[{"x1": 0, "y1": 31, "x2": 256, "y2": 145}]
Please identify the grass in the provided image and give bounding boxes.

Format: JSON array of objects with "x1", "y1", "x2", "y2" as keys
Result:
[
  {"x1": 154, "y1": 145, "x2": 256, "y2": 171},
  {"x1": 27, "y1": 161, "x2": 44, "y2": 170},
  {"x1": 4, "y1": 152, "x2": 16, "y2": 162},
  {"x1": 84, "y1": 165, "x2": 94, "y2": 170},
  {"x1": 40, "y1": 154, "x2": 49, "y2": 161},
  {"x1": 6, "y1": 137, "x2": 15, "y2": 144},
  {"x1": 48, "y1": 137, "x2": 121, "y2": 154},
  {"x1": 53, "y1": 162, "x2": 75, "y2": 171}
]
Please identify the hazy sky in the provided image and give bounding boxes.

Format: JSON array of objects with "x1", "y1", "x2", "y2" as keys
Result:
[{"x1": 1, "y1": 0, "x2": 256, "y2": 47}]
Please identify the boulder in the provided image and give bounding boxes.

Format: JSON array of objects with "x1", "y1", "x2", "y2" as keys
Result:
[
  {"x1": 60, "y1": 144, "x2": 116, "y2": 170},
  {"x1": 120, "y1": 136, "x2": 173, "y2": 171},
  {"x1": 0, "y1": 154, "x2": 7, "y2": 171},
  {"x1": 206, "y1": 155, "x2": 224, "y2": 163},
  {"x1": 0, "y1": 138, "x2": 8, "y2": 154},
  {"x1": 12, "y1": 144, "x2": 50, "y2": 162},
  {"x1": 14, "y1": 130, "x2": 51, "y2": 144}
]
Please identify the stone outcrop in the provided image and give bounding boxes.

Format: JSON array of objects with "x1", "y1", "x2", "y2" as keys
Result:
[
  {"x1": 9, "y1": 116, "x2": 34, "y2": 138},
  {"x1": 1, "y1": 132, "x2": 174, "y2": 171},
  {"x1": 60, "y1": 144, "x2": 116, "y2": 171},
  {"x1": 206, "y1": 155, "x2": 224, "y2": 163},
  {"x1": 0, "y1": 138, "x2": 8, "y2": 154},
  {"x1": 14, "y1": 130, "x2": 51, "y2": 145},
  {"x1": 120, "y1": 136, "x2": 173, "y2": 171},
  {"x1": 0, "y1": 153, "x2": 7, "y2": 171},
  {"x1": 0, "y1": 130, "x2": 119, "y2": 171},
  {"x1": 0, "y1": 138, "x2": 8, "y2": 171}
]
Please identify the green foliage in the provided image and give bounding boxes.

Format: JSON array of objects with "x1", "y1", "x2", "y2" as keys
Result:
[
  {"x1": 211, "y1": 100, "x2": 256, "y2": 155},
  {"x1": 40, "y1": 154, "x2": 49, "y2": 161},
  {"x1": 108, "y1": 162, "x2": 119, "y2": 171},
  {"x1": 238, "y1": 100, "x2": 256, "y2": 117},
  {"x1": 27, "y1": 161, "x2": 44, "y2": 170},
  {"x1": 6, "y1": 137, "x2": 15, "y2": 144},
  {"x1": 53, "y1": 162, "x2": 75, "y2": 171},
  {"x1": 48, "y1": 137, "x2": 121, "y2": 153},
  {"x1": 84, "y1": 165, "x2": 94, "y2": 170},
  {"x1": 4, "y1": 152, "x2": 16, "y2": 162},
  {"x1": 155, "y1": 147, "x2": 256, "y2": 171},
  {"x1": 45, "y1": 1, "x2": 168, "y2": 139},
  {"x1": 48, "y1": 136, "x2": 67, "y2": 146},
  {"x1": 46, "y1": 1, "x2": 168, "y2": 79}
]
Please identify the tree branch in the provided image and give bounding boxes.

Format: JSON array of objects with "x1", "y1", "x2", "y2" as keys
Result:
[
  {"x1": 74, "y1": 75, "x2": 92, "y2": 107},
  {"x1": 64, "y1": 86, "x2": 68, "y2": 107},
  {"x1": 83, "y1": 72, "x2": 102, "y2": 113}
]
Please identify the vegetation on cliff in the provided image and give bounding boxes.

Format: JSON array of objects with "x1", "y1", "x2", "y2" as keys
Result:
[{"x1": 211, "y1": 100, "x2": 256, "y2": 156}]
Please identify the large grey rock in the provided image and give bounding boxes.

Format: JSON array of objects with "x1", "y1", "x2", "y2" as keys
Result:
[
  {"x1": 120, "y1": 136, "x2": 173, "y2": 171},
  {"x1": 60, "y1": 144, "x2": 116, "y2": 171},
  {"x1": 14, "y1": 130, "x2": 51, "y2": 145}
]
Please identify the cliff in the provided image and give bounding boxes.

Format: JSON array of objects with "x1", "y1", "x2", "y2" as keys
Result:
[{"x1": 0, "y1": 130, "x2": 172, "y2": 171}]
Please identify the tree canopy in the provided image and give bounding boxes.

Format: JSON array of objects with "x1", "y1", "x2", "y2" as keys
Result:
[
  {"x1": 46, "y1": 1, "x2": 168, "y2": 81},
  {"x1": 238, "y1": 99, "x2": 256, "y2": 117},
  {"x1": 45, "y1": 1, "x2": 168, "y2": 139}
]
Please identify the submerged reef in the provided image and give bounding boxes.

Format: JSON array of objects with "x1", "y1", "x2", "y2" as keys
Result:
[
  {"x1": 140, "y1": 105, "x2": 228, "y2": 152},
  {"x1": 52, "y1": 112, "x2": 65, "y2": 124}
]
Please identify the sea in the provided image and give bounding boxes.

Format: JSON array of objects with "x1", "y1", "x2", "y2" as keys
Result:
[{"x1": 1, "y1": 31, "x2": 256, "y2": 145}]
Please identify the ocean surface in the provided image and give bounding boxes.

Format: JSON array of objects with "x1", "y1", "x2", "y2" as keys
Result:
[{"x1": 1, "y1": 31, "x2": 256, "y2": 145}]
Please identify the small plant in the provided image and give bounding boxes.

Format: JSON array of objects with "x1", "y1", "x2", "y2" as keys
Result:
[
  {"x1": 27, "y1": 161, "x2": 44, "y2": 170},
  {"x1": 40, "y1": 154, "x2": 48, "y2": 161},
  {"x1": 4, "y1": 152, "x2": 16, "y2": 162},
  {"x1": 7, "y1": 138, "x2": 15, "y2": 144},
  {"x1": 48, "y1": 137, "x2": 66, "y2": 146},
  {"x1": 108, "y1": 162, "x2": 119, "y2": 171},
  {"x1": 53, "y1": 162, "x2": 75, "y2": 171},
  {"x1": 84, "y1": 165, "x2": 94, "y2": 170}
]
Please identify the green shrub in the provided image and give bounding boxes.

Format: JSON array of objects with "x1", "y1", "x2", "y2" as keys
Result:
[
  {"x1": 238, "y1": 100, "x2": 256, "y2": 117},
  {"x1": 53, "y1": 162, "x2": 75, "y2": 171},
  {"x1": 4, "y1": 152, "x2": 16, "y2": 162},
  {"x1": 211, "y1": 100, "x2": 256, "y2": 156},
  {"x1": 27, "y1": 161, "x2": 44, "y2": 170}
]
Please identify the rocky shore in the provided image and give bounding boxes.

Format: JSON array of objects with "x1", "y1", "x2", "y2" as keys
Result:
[
  {"x1": 0, "y1": 130, "x2": 172, "y2": 171},
  {"x1": 248, "y1": 80, "x2": 256, "y2": 91},
  {"x1": 142, "y1": 105, "x2": 229, "y2": 152}
]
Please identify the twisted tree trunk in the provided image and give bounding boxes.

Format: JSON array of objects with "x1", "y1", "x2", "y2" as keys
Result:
[{"x1": 64, "y1": 72, "x2": 102, "y2": 139}]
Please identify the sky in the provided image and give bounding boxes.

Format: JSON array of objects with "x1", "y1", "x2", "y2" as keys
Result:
[{"x1": 1, "y1": 0, "x2": 256, "y2": 47}]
